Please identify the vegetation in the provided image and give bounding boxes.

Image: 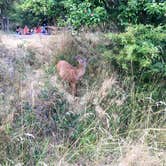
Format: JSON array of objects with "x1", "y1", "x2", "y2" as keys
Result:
[
  {"x1": 104, "y1": 24, "x2": 166, "y2": 82},
  {"x1": 6, "y1": 0, "x2": 166, "y2": 28},
  {"x1": 0, "y1": 0, "x2": 165, "y2": 165}
]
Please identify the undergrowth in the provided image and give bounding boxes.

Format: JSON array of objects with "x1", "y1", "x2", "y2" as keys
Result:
[{"x1": 0, "y1": 30, "x2": 165, "y2": 165}]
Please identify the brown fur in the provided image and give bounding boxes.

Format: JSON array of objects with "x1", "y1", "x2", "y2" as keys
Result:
[{"x1": 56, "y1": 57, "x2": 87, "y2": 96}]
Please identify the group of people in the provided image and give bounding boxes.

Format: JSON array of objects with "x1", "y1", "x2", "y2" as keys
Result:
[{"x1": 16, "y1": 24, "x2": 48, "y2": 35}]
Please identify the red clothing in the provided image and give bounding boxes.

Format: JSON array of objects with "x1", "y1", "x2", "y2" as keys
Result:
[
  {"x1": 36, "y1": 27, "x2": 41, "y2": 33},
  {"x1": 23, "y1": 26, "x2": 29, "y2": 35}
]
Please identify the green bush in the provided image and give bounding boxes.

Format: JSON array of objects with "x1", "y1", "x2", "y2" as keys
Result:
[
  {"x1": 9, "y1": 0, "x2": 166, "y2": 30},
  {"x1": 117, "y1": 0, "x2": 166, "y2": 27},
  {"x1": 104, "y1": 24, "x2": 166, "y2": 81},
  {"x1": 9, "y1": 0, "x2": 65, "y2": 26},
  {"x1": 64, "y1": 0, "x2": 107, "y2": 29},
  {"x1": 145, "y1": 1, "x2": 166, "y2": 24}
]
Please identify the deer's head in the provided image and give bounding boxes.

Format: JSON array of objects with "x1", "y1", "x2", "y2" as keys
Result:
[{"x1": 75, "y1": 55, "x2": 87, "y2": 67}]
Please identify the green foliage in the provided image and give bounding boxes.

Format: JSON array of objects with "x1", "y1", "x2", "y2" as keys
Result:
[
  {"x1": 63, "y1": 0, "x2": 107, "y2": 29},
  {"x1": 0, "y1": 0, "x2": 14, "y2": 16},
  {"x1": 145, "y1": 1, "x2": 166, "y2": 16},
  {"x1": 117, "y1": 0, "x2": 166, "y2": 26},
  {"x1": 7, "y1": 0, "x2": 166, "y2": 30},
  {"x1": 9, "y1": 0, "x2": 65, "y2": 26},
  {"x1": 61, "y1": 0, "x2": 166, "y2": 29},
  {"x1": 104, "y1": 24, "x2": 166, "y2": 81}
]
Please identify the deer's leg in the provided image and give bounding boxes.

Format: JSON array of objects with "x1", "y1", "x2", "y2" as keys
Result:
[
  {"x1": 70, "y1": 82, "x2": 77, "y2": 96},
  {"x1": 62, "y1": 80, "x2": 66, "y2": 87}
]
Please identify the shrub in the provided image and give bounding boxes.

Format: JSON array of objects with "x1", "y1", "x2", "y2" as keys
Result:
[
  {"x1": 117, "y1": 0, "x2": 166, "y2": 27},
  {"x1": 104, "y1": 24, "x2": 166, "y2": 82},
  {"x1": 64, "y1": 0, "x2": 107, "y2": 29}
]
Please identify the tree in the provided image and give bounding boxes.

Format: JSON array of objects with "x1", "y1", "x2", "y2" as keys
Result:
[
  {"x1": 63, "y1": 0, "x2": 107, "y2": 29},
  {"x1": 9, "y1": 0, "x2": 65, "y2": 27},
  {"x1": 0, "y1": 0, "x2": 15, "y2": 17}
]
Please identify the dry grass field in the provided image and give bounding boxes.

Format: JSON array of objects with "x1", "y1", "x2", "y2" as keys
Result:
[{"x1": 0, "y1": 31, "x2": 165, "y2": 165}]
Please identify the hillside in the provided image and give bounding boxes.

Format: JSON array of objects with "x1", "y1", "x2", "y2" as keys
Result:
[{"x1": 0, "y1": 30, "x2": 165, "y2": 165}]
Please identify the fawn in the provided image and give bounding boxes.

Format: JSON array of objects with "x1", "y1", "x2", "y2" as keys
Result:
[{"x1": 56, "y1": 56, "x2": 87, "y2": 96}]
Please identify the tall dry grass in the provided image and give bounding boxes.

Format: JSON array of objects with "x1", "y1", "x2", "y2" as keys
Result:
[{"x1": 0, "y1": 30, "x2": 165, "y2": 165}]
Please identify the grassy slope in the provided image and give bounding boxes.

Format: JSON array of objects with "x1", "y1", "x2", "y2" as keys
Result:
[{"x1": 0, "y1": 31, "x2": 165, "y2": 165}]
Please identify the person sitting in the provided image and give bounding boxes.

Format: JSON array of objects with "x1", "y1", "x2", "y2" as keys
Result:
[
  {"x1": 41, "y1": 24, "x2": 48, "y2": 34},
  {"x1": 16, "y1": 26, "x2": 22, "y2": 35},
  {"x1": 41, "y1": 26, "x2": 46, "y2": 34},
  {"x1": 30, "y1": 28, "x2": 34, "y2": 34},
  {"x1": 36, "y1": 26, "x2": 41, "y2": 33},
  {"x1": 23, "y1": 25, "x2": 30, "y2": 35}
]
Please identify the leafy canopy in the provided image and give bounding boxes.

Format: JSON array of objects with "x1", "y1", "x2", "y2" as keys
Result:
[
  {"x1": 9, "y1": 0, "x2": 64, "y2": 26},
  {"x1": 7, "y1": 0, "x2": 166, "y2": 29}
]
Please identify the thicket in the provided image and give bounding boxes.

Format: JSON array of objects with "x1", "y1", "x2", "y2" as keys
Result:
[
  {"x1": 4, "y1": 0, "x2": 165, "y2": 29},
  {"x1": 104, "y1": 24, "x2": 166, "y2": 82}
]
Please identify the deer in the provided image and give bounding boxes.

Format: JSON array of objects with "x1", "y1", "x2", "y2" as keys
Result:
[{"x1": 56, "y1": 56, "x2": 87, "y2": 96}]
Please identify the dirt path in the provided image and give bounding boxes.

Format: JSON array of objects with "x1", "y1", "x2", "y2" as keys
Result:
[{"x1": 1, "y1": 33, "x2": 52, "y2": 49}]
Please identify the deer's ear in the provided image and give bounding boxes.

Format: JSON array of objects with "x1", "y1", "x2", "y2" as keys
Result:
[
  {"x1": 85, "y1": 58, "x2": 89, "y2": 63},
  {"x1": 75, "y1": 55, "x2": 81, "y2": 60}
]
